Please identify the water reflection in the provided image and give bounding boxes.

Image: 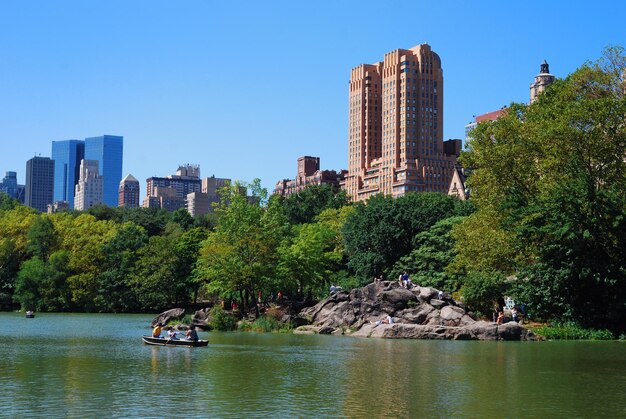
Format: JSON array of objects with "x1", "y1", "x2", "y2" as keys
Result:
[{"x1": 1, "y1": 314, "x2": 625, "y2": 417}]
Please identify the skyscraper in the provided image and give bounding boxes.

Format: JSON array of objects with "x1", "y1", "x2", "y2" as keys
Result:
[
  {"x1": 74, "y1": 159, "x2": 103, "y2": 211},
  {"x1": 85, "y1": 135, "x2": 123, "y2": 207},
  {"x1": 51, "y1": 139, "x2": 85, "y2": 208},
  {"x1": 143, "y1": 164, "x2": 201, "y2": 211},
  {"x1": 25, "y1": 156, "x2": 54, "y2": 212},
  {"x1": 344, "y1": 44, "x2": 457, "y2": 202},
  {"x1": 119, "y1": 174, "x2": 140, "y2": 208},
  {"x1": 0, "y1": 171, "x2": 25, "y2": 203}
]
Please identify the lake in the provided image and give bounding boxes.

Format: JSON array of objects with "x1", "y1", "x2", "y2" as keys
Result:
[{"x1": 1, "y1": 313, "x2": 625, "y2": 418}]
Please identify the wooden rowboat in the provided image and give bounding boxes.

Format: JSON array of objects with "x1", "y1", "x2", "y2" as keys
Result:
[{"x1": 141, "y1": 335, "x2": 208, "y2": 347}]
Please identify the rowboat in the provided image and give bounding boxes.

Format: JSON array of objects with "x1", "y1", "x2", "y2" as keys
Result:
[{"x1": 141, "y1": 335, "x2": 208, "y2": 347}]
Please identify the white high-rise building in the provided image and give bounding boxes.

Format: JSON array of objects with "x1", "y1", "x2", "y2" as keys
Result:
[{"x1": 74, "y1": 159, "x2": 103, "y2": 210}]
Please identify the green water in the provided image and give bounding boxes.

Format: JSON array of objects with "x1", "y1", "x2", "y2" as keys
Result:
[{"x1": 1, "y1": 313, "x2": 624, "y2": 418}]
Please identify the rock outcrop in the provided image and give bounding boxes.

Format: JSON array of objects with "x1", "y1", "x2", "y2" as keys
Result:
[
  {"x1": 295, "y1": 281, "x2": 535, "y2": 341},
  {"x1": 150, "y1": 308, "x2": 186, "y2": 327}
]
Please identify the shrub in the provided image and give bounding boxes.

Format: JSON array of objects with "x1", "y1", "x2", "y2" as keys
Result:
[
  {"x1": 460, "y1": 271, "x2": 508, "y2": 317},
  {"x1": 238, "y1": 315, "x2": 292, "y2": 333},
  {"x1": 533, "y1": 322, "x2": 614, "y2": 340},
  {"x1": 208, "y1": 305, "x2": 237, "y2": 331}
]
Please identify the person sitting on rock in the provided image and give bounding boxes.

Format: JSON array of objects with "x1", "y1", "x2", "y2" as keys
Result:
[{"x1": 372, "y1": 315, "x2": 394, "y2": 328}]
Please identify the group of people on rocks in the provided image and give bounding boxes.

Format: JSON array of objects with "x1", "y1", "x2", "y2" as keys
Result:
[
  {"x1": 151, "y1": 323, "x2": 198, "y2": 342},
  {"x1": 493, "y1": 302, "x2": 525, "y2": 324}
]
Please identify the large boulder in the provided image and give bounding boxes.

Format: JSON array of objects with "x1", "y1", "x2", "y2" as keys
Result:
[
  {"x1": 191, "y1": 308, "x2": 212, "y2": 330},
  {"x1": 295, "y1": 281, "x2": 536, "y2": 341},
  {"x1": 151, "y1": 308, "x2": 185, "y2": 327}
]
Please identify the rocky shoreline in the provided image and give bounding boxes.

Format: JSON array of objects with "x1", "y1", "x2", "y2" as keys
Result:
[
  {"x1": 152, "y1": 280, "x2": 535, "y2": 341},
  {"x1": 294, "y1": 280, "x2": 535, "y2": 341}
]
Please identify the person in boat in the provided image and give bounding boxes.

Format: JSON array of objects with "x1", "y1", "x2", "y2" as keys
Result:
[
  {"x1": 186, "y1": 327, "x2": 199, "y2": 342},
  {"x1": 166, "y1": 326, "x2": 178, "y2": 340},
  {"x1": 152, "y1": 323, "x2": 163, "y2": 338}
]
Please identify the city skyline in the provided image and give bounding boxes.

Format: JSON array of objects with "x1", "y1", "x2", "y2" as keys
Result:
[{"x1": 1, "y1": 1, "x2": 625, "y2": 194}]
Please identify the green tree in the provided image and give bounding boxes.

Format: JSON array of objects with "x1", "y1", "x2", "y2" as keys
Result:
[
  {"x1": 26, "y1": 216, "x2": 58, "y2": 261},
  {"x1": 54, "y1": 213, "x2": 117, "y2": 311},
  {"x1": 280, "y1": 184, "x2": 350, "y2": 225},
  {"x1": 96, "y1": 222, "x2": 148, "y2": 312},
  {"x1": 392, "y1": 216, "x2": 466, "y2": 293},
  {"x1": 0, "y1": 193, "x2": 20, "y2": 211},
  {"x1": 276, "y1": 222, "x2": 336, "y2": 299},
  {"x1": 458, "y1": 47, "x2": 626, "y2": 330},
  {"x1": 343, "y1": 193, "x2": 459, "y2": 283},
  {"x1": 13, "y1": 257, "x2": 46, "y2": 311},
  {"x1": 129, "y1": 234, "x2": 183, "y2": 310},
  {"x1": 0, "y1": 238, "x2": 20, "y2": 309},
  {"x1": 196, "y1": 183, "x2": 285, "y2": 315},
  {"x1": 171, "y1": 208, "x2": 195, "y2": 231}
]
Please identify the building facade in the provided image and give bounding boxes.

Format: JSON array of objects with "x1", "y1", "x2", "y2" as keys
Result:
[
  {"x1": 85, "y1": 135, "x2": 123, "y2": 207},
  {"x1": 143, "y1": 164, "x2": 202, "y2": 211},
  {"x1": 51, "y1": 139, "x2": 85, "y2": 208},
  {"x1": 530, "y1": 60, "x2": 556, "y2": 104},
  {"x1": 343, "y1": 44, "x2": 458, "y2": 202},
  {"x1": 118, "y1": 174, "x2": 140, "y2": 208},
  {"x1": 274, "y1": 156, "x2": 346, "y2": 197},
  {"x1": 25, "y1": 156, "x2": 55, "y2": 212},
  {"x1": 74, "y1": 159, "x2": 104, "y2": 211},
  {"x1": 464, "y1": 107, "x2": 508, "y2": 144},
  {"x1": 0, "y1": 171, "x2": 25, "y2": 203}
]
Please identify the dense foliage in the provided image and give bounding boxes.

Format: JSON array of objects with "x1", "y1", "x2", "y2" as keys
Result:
[{"x1": 457, "y1": 46, "x2": 626, "y2": 331}]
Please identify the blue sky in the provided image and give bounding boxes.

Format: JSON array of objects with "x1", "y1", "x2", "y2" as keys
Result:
[{"x1": 2, "y1": 1, "x2": 625, "y2": 194}]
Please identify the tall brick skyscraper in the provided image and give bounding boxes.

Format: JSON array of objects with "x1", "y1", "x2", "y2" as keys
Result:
[{"x1": 344, "y1": 44, "x2": 457, "y2": 202}]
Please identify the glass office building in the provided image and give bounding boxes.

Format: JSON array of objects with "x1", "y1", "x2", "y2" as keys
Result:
[
  {"x1": 25, "y1": 156, "x2": 54, "y2": 212},
  {"x1": 51, "y1": 139, "x2": 85, "y2": 208},
  {"x1": 0, "y1": 171, "x2": 25, "y2": 203},
  {"x1": 85, "y1": 135, "x2": 123, "y2": 207}
]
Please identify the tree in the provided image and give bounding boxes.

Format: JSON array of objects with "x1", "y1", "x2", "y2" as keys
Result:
[
  {"x1": 96, "y1": 222, "x2": 148, "y2": 312},
  {"x1": 392, "y1": 216, "x2": 466, "y2": 293},
  {"x1": 129, "y1": 234, "x2": 184, "y2": 310},
  {"x1": 0, "y1": 238, "x2": 20, "y2": 309},
  {"x1": 13, "y1": 257, "x2": 45, "y2": 311},
  {"x1": 171, "y1": 208, "x2": 195, "y2": 231},
  {"x1": 458, "y1": 47, "x2": 626, "y2": 330},
  {"x1": 54, "y1": 213, "x2": 118, "y2": 311},
  {"x1": 26, "y1": 216, "x2": 58, "y2": 261},
  {"x1": 0, "y1": 193, "x2": 20, "y2": 211},
  {"x1": 280, "y1": 184, "x2": 350, "y2": 225},
  {"x1": 276, "y1": 222, "x2": 336, "y2": 299},
  {"x1": 342, "y1": 193, "x2": 460, "y2": 283},
  {"x1": 196, "y1": 183, "x2": 285, "y2": 315}
]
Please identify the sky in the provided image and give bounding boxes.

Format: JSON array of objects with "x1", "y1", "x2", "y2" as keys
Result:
[{"x1": 1, "y1": 0, "x2": 625, "y2": 195}]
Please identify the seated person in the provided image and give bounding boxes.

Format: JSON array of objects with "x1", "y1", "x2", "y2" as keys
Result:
[
  {"x1": 167, "y1": 326, "x2": 178, "y2": 340},
  {"x1": 152, "y1": 323, "x2": 163, "y2": 338},
  {"x1": 186, "y1": 327, "x2": 199, "y2": 342},
  {"x1": 372, "y1": 315, "x2": 394, "y2": 327}
]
